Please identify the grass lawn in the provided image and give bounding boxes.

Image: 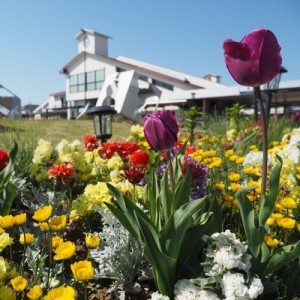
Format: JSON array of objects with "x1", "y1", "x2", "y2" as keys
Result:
[{"x1": 0, "y1": 118, "x2": 134, "y2": 147}]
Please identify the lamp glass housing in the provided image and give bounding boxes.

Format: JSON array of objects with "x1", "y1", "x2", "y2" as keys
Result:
[{"x1": 87, "y1": 105, "x2": 116, "y2": 143}]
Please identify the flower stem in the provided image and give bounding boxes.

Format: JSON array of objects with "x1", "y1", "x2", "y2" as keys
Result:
[
  {"x1": 254, "y1": 86, "x2": 268, "y2": 198},
  {"x1": 167, "y1": 150, "x2": 176, "y2": 214}
]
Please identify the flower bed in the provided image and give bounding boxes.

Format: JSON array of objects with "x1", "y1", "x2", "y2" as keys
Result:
[{"x1": 0, "y1": 28, "x2": 300, "y2": 299}]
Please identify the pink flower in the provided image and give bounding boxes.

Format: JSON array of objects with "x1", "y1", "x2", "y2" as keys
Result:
[{"x1": 223, "y1": 28, "x2": 282, "y2": 87}]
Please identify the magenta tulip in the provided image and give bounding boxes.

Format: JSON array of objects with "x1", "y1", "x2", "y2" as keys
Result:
[
  {"x1": 144, "y1": 110, "x2": 178, "y2": 151},
  {"x1": 223, "y1": 28, "x2": 282, "y2": 87}
]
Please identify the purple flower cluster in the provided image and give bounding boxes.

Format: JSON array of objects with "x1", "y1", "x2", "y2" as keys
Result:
[{"x1": 183, "y1": 156, "x2": 208, "y2": 200}]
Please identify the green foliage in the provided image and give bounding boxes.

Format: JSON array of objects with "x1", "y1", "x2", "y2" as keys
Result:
[
  {"x1": 0, "y1": 142, "x2": 18, "y2": 215},
  {"x1": 105, "y1": 153, "x2": 221, "y2": 297},
  {"x1": 235, "y1": 156, "x2": 300, "y2": 280},
  {"x1": 182, "y1": 106, "x2": 203, "y2": 145}
]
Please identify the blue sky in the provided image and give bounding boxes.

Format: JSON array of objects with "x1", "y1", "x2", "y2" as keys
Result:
[{"x1": 1, "y1": 0, "x2": 300, "y2": 105}]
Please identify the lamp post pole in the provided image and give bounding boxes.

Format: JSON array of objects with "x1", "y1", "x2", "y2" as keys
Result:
[{"x1": 264, "y1": 66, "x2": 287, "y2": 122}]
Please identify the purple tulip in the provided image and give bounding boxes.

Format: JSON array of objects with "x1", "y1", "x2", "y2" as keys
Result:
[
  {"x1": 144, "y1": 110, "x2": 178, "y2": 151},
  {"x1": 223, "y1": 28, "x2": 282, "y2": 87}
]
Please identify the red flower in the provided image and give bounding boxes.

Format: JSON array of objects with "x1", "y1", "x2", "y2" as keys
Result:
[
  {"x1": 117, "y1": 142, "x2": 140, "y2": 158},
  {"x1": 83, "y1": 134, "x2": 99, "y2": 151},
  {"x1": 48, "y1": 163, "x2": 75, "y2": 184},
  {"x1": 128, "y1": 150, "x2": 149, "y2": 167},
  {"x1": 98, "y1": 142, "x2": 120, "y2": 159},
  {"x1": 0, "y1": 149, "x2": 10, "y2": 172},
  {"x1": 185, "y1": 146, "x2": 197, "y2": 156},
  {"x1": 123, "y1": 165, "x2": 148, "y2": 184}
]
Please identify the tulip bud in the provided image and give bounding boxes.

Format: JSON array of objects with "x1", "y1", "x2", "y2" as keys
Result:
[
  {"x1": 223, "y1": 28, "x2": 282, "y2": 87},
  {"x1": 144, "y1": 110, "x2": 178, "y2": 151}
]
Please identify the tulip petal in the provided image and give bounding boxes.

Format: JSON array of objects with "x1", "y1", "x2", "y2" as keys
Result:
[{"x1": 223, "y1": 28, "x2": 282, "y2": 87}]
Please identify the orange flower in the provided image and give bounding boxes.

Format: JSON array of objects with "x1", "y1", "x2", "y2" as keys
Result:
[
  {"x1": 117, "y1": 142, "x2": 140, "y2": 158},
  {"x1": 48, "y1": 163, "x2": 75, "y2": 184},
  {"x1": 98, "y1": 142, "x2": 120, "y2": 159},
  {"x1": 83, "y1": 134, "x2": 99, "y2": 151},
  {"x1": 128, "y1": 149, "x2": 149, "y2": 166}
]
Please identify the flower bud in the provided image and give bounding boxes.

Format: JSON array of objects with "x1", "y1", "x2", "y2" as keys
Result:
[{"x1": 144, "y1": 110, "x2": 178, "y2": 151}]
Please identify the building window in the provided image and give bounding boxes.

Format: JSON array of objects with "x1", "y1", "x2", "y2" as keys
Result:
[
  {"x1": 116, "y1": 67, "x2": 126, "y2": 73},
  {"x1": 69, "y1": 69, "x2": 105, "y2": 93},
  {"x1": 152, "y1": 79, "x2": 174, "y2": 91},
  {"x1": 139, "y1": 75, "x2": 148, "y2": 81}
]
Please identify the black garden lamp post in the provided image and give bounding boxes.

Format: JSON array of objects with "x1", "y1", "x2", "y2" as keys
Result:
[
  {"x1": 264, "y1": 66, "x2": 287, "y2": 119},
  {"x1": 87, "y1": 105, "x2": 117, "y2": 144}
]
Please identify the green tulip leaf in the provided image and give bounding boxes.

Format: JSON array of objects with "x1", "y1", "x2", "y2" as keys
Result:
[
  {"x1": 259, "y1": 156, "x2": 282, "y2": 228},
  {"x1": 262, "y1": 241, "x2": 300, "y2": 276},
  {"x1": 159, "y1": 197, "x2": 207, "y2": 259},
  {"x1": 160, "y1": 169, "x2": 173, "y2": 220},
  {"x1": 235, "y1": 187, "x2": 261, "y2": 258}
]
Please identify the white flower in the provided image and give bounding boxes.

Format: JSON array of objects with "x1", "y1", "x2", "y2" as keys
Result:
[
  {"x1": 151, "y1": 291, "x2": 170, "y2": 300},
  {"x1": 243, "y1": 151, "x2": 274, "y2": 167},
  {"x1": 221, "y1": 272, "x2": 248, "y2": 299},
  {"x1": 174, "y1": 279, "x2": 202, "y2": 299},
  {"x1": 248, "y1": 277, "x2": 264, "y2": 299},
  {"x1": 198, "y1": 290, "x2": 221, "y2": 300}
]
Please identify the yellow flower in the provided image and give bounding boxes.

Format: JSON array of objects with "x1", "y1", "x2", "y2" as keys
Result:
[
  {"x1": 280, "y1": 197, "x2": 296, "y2": 209},
  {"x1": 85, "y1": 233, "x2": 101, "y2": 249},
  {"x1": 235, "y1": 157, "x2": 245, "y2": 164},
  {"x1": 39, "y1": 222, "x2": 49, "y2": 231},
  {"x1": 277, "y1": 217, "x2": 296, "y2": 229},
  {"x1": 246, "y1": 192, "x2": 257, "y2": 202},
  {"x1": 228, "y1": 172, "x2": 240, "y2": 182},
  {"x1": 44, "y1": 286, "x2": 75, "y2": 300},
  {"x1": 223, "y1": 194, "x2": 234, "y2": 202},
  {"x1": 19, "y1": 233, "x2": 35, "y2": 245},
  {"x1": 0, "y1": 228, "x2": 4, "y2": 235},
  {"x1": 267, "y1": 218, "x2": 275, "y2": 226},
  {"x1": 297, "y1": 223, "x2": 300, "y2": 232},
  {"x1": 249, "y1": 145, "x2": 258, "y2": 151},
  {"x1": 0, "y1": 256, "x2": 7, "y2": 279},
  {"x1": 225, "y1": 149, "x2": 234, "y2": 157},
  {"x1": 27, "y1": 285, "x2": 43, "y2": 300},
  {"x1": 230, "y1": 182, "x2": 241, "y2": 192},
  {"x1": 53, "y1": 241, "x2": 75, "y2": 261},
  {"x1": 229, "y1": 155, "x2": 238, "y2": 162},
  {"x1": 71, "y1": 260, "x2": 94, "y2": 281},
  {"x1": 274, "y1": 203, "x2": 283, "y2": 211},
  {"x1": 32, "y1": 205, "x2": 52, "y2": 222},
  {"x1": 10, "y1": 275, "x2": 27, "y2": 292},
  {"x1": 243, "y1": 166, "x2": 259, "y2": 176},
  {"x1": 0, "y1": 215, "x2": 15, "y2": 229},
  {"x1": 0, "y1": 286, "x2": 16, "y2": 300},
  {"x1": 272, "y1": 213, "x2": 284, "y2": 222},
  {"x1": 264, "y1": 235, "x2": 279, "y2": 248},
  {"x1": 52, "y1": 236, "x2": 64, "y2": 248},
  {"x1": 0, "y1": 232, "x2": 13, "y2": 252},
  {"x1": 48, "y1": 215, "x2": 67, "y2": 231},
  {"x1": 215, "y1": 182, "x2": 225, "y2": 191},
  {"x1": 13, "y1": 213, "x2": 27, "y2": 226}
]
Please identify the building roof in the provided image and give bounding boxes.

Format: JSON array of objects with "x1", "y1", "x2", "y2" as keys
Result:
[
  {"x1": 59, "y1": 52, "x2": 223, "y2": 90},
  {"x1": 74, "y1": 28, "x2": 111, "y2": 40}
]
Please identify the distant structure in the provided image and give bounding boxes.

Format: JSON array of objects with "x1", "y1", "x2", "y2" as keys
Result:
[
  {"x1": 0, "y1": 84, "x2": 21, "y2": 119},
  {"x1": 34, "y1": 29, "x2": 300, "y2": 121}
]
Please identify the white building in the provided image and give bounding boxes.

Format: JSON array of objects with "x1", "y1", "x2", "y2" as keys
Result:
[{"x1": 58, "y1": 29, "x2": 226, "y2": 121}]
